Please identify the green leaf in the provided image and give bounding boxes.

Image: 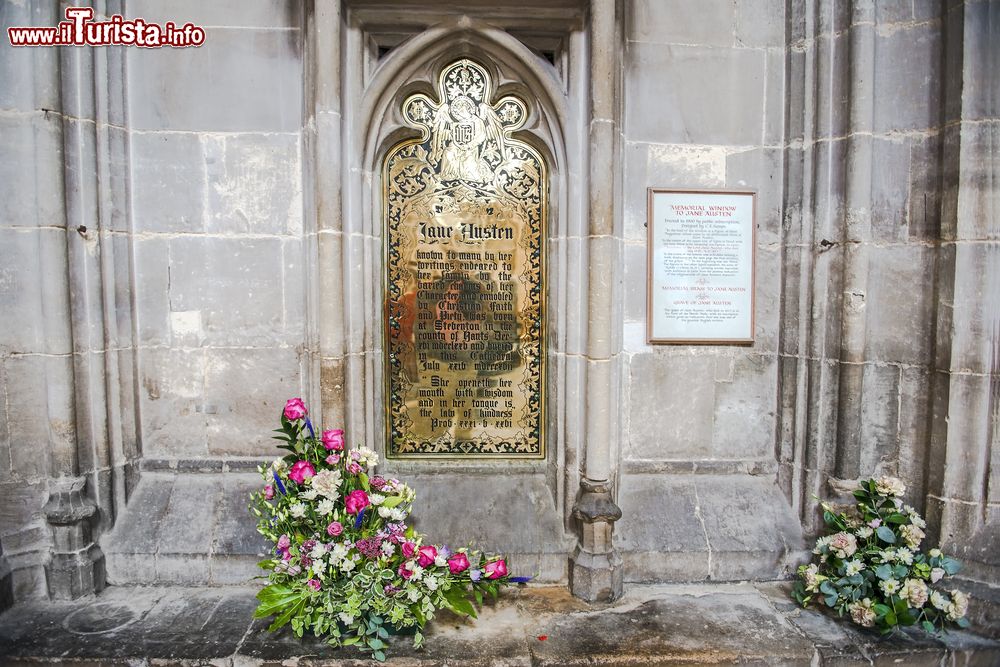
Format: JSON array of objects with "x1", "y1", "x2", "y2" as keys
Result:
[
  {"x1": 922, "y1": 620, "x2": 935, "y2": 634},
  {"x1": 875, "y1": 564, "x2": 892, "y2": 580},
  {"x1": 874, "y1": 603, "x2": 892, "y2": 618},
  {"x1": 853, "y1": 489, "x2": 868, "y2": 500},
  {"x1": 359, "y1": 472, "x2": 370, "y2": 491},
  {"x1": 820, "y1": 581, "x2": 836, "y2": 596},
  {"x1": 368, "y1": 638, "x2": 387, "y2": 650},
  {"x1": 413, "y1": 630, "x2": 424, "y2": 648},
  {"x1": 257, "y1": 559, "x2": 276, "y2": 570},
  {"x1": 268, "y1": 597, "x2": 306, "y2": 632},
  {"x1": 380, "y1": 496, "x2": 404, "y2": 509},
  {"x1": 941, "y1": 557, "x2": 961, "y2": 575},
  {"x1": 443, "y1": 586, "x2": 477, "y2": 617},
  {"x1": 885, "y1": 513, "x2": 908, "y2": 525},
  {"x1": 372, "y1": 650, "x2": 386, "y2": 662},
  {"x1": 824, "y1": 594, "x2": 838, "y2": 607},
  {"x1": 876, "y1": 526, "x2": 896, "y2": 544},
  {"x1": 956, "y1": 617, "x2": 970, "y2": 628}
]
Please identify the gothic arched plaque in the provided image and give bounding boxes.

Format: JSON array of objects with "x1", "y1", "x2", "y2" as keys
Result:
[{"x1": 383, "y1": 59, "x2": 546, "y2": 459}]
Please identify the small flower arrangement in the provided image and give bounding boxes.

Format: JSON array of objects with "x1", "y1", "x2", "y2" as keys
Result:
[
  {"x1": 792, "y1": 476, "x2": 970, "y2": 635},
  {"x1": 250, "y1": 398, "x2": 523, "y2": 662}
]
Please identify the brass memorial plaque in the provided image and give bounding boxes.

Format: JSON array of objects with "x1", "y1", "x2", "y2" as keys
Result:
[{"x1": 383, "y1": 58, "x2": 546, "y2": 458}]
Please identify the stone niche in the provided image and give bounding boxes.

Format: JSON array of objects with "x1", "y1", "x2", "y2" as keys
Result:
[{"x1": 312, "y1": 2, "x2": 591, "y2": 583}]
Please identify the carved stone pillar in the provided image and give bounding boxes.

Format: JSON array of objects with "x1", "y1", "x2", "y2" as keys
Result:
[
  {"x1": 44, "y1": 477, "x2": 105, "y2": 600},
  {"x1": 569, "y1": 0, "x2": 624, "y2": 601}
]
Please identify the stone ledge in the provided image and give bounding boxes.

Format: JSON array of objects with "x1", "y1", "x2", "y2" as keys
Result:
[{"x1": 0, "y1": 582, "x2": 997, "y2": 666}]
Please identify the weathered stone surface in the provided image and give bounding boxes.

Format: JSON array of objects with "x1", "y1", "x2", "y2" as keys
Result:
[
  {"x1": 126, "y1": 29, "x2": 302, "y2": 132},
  {"x1": 130, "y1": 131, "x2": 206, "y2": 234},
  {"x1": 873, "y1": 23, "x2": 941, "y2": 134},
  {"x1": 205, "y1": 133, "x2": 303, "y2": 235},
  {"x1": 2, "y1": 583, "x2": 996, "y2": 665},
  {"x1": 126, "y1": 0, "x2": 303, "y2": 28},
  {"x1": 627, "y1": 0, "x2": 735, "y2": 47},
  {"x1": 625, "y1": 43, "x2": 766, "y2": 145},
  {"x1": 627, "y1": 353, "x2": 717, "y2": 459}
]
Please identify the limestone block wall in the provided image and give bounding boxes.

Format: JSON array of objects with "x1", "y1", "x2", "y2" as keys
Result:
[
  {"x1": 125, "y1": 0, "x2": 307, "y2": 462},
  {"x1": 0, "y1": 0, "x2": 995, "y2": 604}
]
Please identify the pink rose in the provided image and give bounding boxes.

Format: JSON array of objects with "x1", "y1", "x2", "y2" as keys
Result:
[
  {"x1": 344, "y1": 489, "x2": 370, "y2": 515},
  {"x1": 321, "y1": 428, "x2": 345, "y2": 451},
  {"x1": 448, "y1": 553, "x2": 470, "y2": 574},
  {"x1": 288, "y1": 460, "x2": 316, "y2": 484},
  {"x1": 327, "y1": 521, "x2": 343, "y2": 537},
  {"x1": 401, "y1": 541, "x2": 417, "y2": 559},
  {"x1": 484, "y1": 559, "x2": 508, "y2": 580},
  {"x1": 306, "y1": 578, "x2": 321, "y2": 591},
  {"x1": 325, "y1": 453, "x2": 341, "y2": 465},
  {"x1": 348, "y1": 462, "x2": 362, "y2": 475},
  {"x1": 398, "y1": 563, "x2": 413, "y2": 579},
  {"x1": 283, "y1": 397, "x2": 308, "y2": 421},
  {"x1": 264, "y1": 485, "x2": 274, "y2": 500},
  {"x1": 417, "y1": 545, "x2": 437, "y2": 568}
]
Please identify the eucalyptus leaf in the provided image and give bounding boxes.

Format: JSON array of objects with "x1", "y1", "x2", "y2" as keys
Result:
[{"x1": 876, "y1": 526, "x2": 896, "y2": 544}]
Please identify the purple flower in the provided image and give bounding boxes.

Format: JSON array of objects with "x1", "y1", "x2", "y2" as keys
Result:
[{"x1": 469, "y1": 568, "x2": 482, "y2": 582}]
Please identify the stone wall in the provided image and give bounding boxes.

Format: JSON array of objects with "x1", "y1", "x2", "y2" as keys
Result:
[{"x1": 0, "y1": 0, "x2": 995, "y2": 606}]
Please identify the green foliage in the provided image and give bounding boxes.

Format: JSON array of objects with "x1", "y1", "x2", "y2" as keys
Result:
[
  {"x1": 250, "y1": 405, "x2": 521, "y2": 662},
  {"x1": 792, "y1": 476, "x2": 971, "y2": 637}
]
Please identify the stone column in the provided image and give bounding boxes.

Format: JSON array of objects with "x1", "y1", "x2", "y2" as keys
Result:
[{"x1": 569, "y1": 0, "x2": 623, "y2": 602}]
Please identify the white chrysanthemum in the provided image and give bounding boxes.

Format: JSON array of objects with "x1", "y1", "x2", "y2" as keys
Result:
[
  {"x1": 368, "y1": 493, "x2": 386, "y2": 505},
  {"x1": 900, "y1": 524, "x2": 925, "y2": 549},
  {"x1": 879, "y1": 548, "x2": 897, "y2": 563},
  {"x1": 902, "y1": 578, "x2": 928, "y2": 608},
  {"x1": 855, "y1": 526, "x2": 874, "y2": 539},
  {"x1": 947, "y1": 590, "x2": 969, "y2": 620},
  {"x1": 310, "y1": 542, "x2": 328, "y2": 558},
  {"x1": 410, "y1": 565, "x2": 424, "y2": 582},
  {"x1": 378, "y1": 506, "x2": 392, "y2": 518},
  {"x1": 813, "y1": 535, "x2": 833, "y2": 554},
  {"x1": 289, "y1": 503, "x2": 307, "y2": 518},
  {"x1": 311, "y1": 559, "x2": 326, "y2": 575},
  {"x1": 352, "y1": 446, "x2": 379, "y2": 467},
  {"x1": 910, "y1": 514, "x2": 926, "y2": 529},
  {"x1": 896, "y1": 547, "x2": 914, "y2": 565},
  {"x1": 425, "y1": 576, "x2": 439, "y2": 591},
  {"x1": 340, "y1": 558, "x2": 356, "y2": 573},
  {"x1": 829, "y1": 532, "x2": 858, "y2": 559},
  {"x1": 930, "y1": 590, "x2": 950, "y2": 611},
  {"x1": 875, "y1": 475, "x2": 906, "y2": 497},
  {"x1": 317, "y1": 498, "x2": 335, "y2": 516},
  {"x1": 300, "y1": 488, "x2": 318, "y2": 501},
  {"x1": 879, "y1": 578, "x2": 900, "y2": 596},
  {"x1": 311, "y1": 469, "x2": 343, "y2": 499},
  {"x1": 845, "y1": 560, "x2": 865, "y2": 576},
  {"x1": 849, "y1": 598, "x2": 876, "y2": 627}
]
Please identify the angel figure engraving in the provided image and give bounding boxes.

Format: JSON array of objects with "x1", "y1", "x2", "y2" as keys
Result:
[{"x1": 403, "y1": 59, "x2": 527, "y2": 187}]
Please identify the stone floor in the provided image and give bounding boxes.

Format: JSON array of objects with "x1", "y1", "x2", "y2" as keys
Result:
[{"x1": 1, "y1": 582, "x2": 998, "y2": 666}]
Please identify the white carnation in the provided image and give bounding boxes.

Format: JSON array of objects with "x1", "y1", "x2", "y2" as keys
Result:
[
  {"x1": 311, "y1": 469, "x2": 343, "y2": 499},
  {"x1": 289, "y1": 503, "x2": 307, "y2": 518}
]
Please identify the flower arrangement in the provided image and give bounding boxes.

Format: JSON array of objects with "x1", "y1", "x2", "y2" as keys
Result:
[
  {"x1": 792, "y1": 476, "x2": 970, "y2": 635},
  {"x1": 249, "y1": 398, "x2": 523, "y2": 661}
]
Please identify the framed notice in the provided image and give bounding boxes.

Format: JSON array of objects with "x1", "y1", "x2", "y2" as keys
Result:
[{"x1": 647, "y1": 188, "x2": 756, "y2": 345}]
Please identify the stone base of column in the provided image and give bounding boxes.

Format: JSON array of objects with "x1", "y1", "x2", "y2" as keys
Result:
[
  {"x1": 44, "y1": 477, "x2": 106, "y2": 600},
  {"x1": 569, "y1": 479, "x2": 623, "y2": 602}
]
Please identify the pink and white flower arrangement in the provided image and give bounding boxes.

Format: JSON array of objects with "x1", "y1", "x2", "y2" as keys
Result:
[
  {"x1": 792, "y1": 476, "x2": 970, "y2": 635},
  {"x1": 250, "y1": 398, "x2": 522, "y2": 661}
]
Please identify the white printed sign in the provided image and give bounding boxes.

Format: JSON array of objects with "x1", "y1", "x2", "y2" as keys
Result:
[{"x1": 647, "y1": 189, "x2": 756, "y2": 344}]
